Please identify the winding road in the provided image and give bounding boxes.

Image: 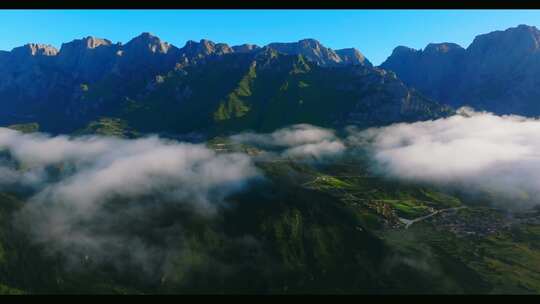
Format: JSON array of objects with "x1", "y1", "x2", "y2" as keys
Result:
[
  {"x1": 300, "y1": 175, "x2": 468, "y2": 230},
  {"x1": 398, "y1": 206, "x2": 468, "y2": 229}
]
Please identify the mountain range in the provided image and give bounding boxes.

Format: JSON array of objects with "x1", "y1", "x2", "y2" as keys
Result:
[
  {"x1": 2, "y1": 24, "x2": 540, "y2": 136},
  {"x1": 0, "y1": 33, "x2": 447, "y2": 135}
]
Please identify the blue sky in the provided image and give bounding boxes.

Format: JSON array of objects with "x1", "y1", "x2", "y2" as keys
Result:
[{"x1": 1, "y1": 9, "x2": 540, "y2": 65}]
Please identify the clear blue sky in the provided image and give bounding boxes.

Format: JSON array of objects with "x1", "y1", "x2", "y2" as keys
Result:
[{"x1": 1, "y1": 9, "x2": 540, "y2": 65}]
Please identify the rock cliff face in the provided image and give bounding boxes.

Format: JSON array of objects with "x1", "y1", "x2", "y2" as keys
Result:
[
  {"x1": 56, "y1": 37, "x2": 119, "y2": 82},
  {"x1": 381, "y1": 24, "x2": 540, "y2": 116}
]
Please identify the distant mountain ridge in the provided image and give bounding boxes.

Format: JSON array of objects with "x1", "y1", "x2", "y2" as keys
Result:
[
  {"x1": 1, "y1": 33, "x2": 371, "y2": 71},
  {"x1": 0, "y1": 33, "x2": 372, "y2": 103},
  {"x1": 381, "y1": 24, "x2": 540, "y2": 116},
  {"x1": 0, "y1": 32, "x2": 448, "y2": 135},
  {"x1": 6, "y1": 23, "x2": 540, "y2": 128}
]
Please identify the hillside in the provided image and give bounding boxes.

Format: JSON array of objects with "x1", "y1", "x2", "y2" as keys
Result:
[{"x1": 0, "y1": 139, "x2": 538, "y2": 294}]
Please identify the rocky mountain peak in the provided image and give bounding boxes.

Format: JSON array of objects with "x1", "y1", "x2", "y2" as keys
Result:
[
  {"x1": 381, "y1": 46, "x2": 419, "y2": 69},
  {"x1": 131, "y1": 32, "x2": 160, "y2": 43},
  {"x1": 424, "y1": 43, "x2": 465, "y2": 54},
  {"x1": 58, "y1": 36, "x2": 115, "y2": 59},
  {"x1": 183, "y1": 39, "x2": 213, "y2": 54},
  {"x1": 391, "y1": 45, "x2": 418, "y2": 55},
  {"x1": 11, "y1": 43, "x2": 59, "y2": 57},
  {"x1": 380, "y1": 24, "x2": 540, "y2": 117},
  {"x1": 58, "y1": 36, "x2": 112, "y2": 56},
  {"x1": 231, "y1": 44, "x2": 260, "y2": 53},
  {"x1": 267, "y1": 38, "x2": 320, "y2": 51},
  {"x1": 297, "y1": 38, "x2": 323, "y2": 48},
  {"x1": 199, "y1": 39, "x2": 214, "y2": 48},
  {"x1": 266, "y1": 39, "x2": 343, "y2": 66},
  {"x1": 181, "y1": 39, "x2": 232, "y2": 58},
  {"x1": 335, "y1": 48, "x2": 372, "y2": 67},
  {"x1": 468, "y1": 24, "x2": 540, "y2": 56},
  {"x1": 125, "y1": 32, "x2": 172, "y2": 54},
  {"x1": 215, "y1": 43, "x2": 233, "y2": 54}
]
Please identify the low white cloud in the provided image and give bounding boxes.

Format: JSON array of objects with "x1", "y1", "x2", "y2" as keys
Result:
[
  {"x1": 231, "y1": 124, "x2": 345, "y2": 159},
  {"x1": 283, "y1": 140, "x2": 345, "y2": 158},
  {"x1": 6, "y1": 111, "x2": 540, "y2": 276},
  {"x1": 0, "y1": 128, "x2": 260, "y2": 272},
  {"x1": 351, "y1": 108, "x2": 540, "y2": 208}
]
